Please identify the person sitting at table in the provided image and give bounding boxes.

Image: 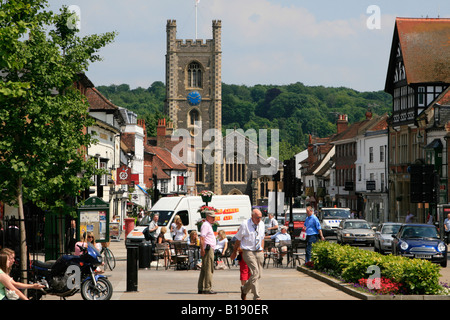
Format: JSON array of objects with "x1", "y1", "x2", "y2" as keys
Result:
[
  {"x1": 214, "y1": 230, "x2": 228, "y2": 262},
  {"x1": 188, "y1": 230, "x2": 200, "y2": 246},
  {"x1": 265, "y1": 226, "x2": 291, "y2": 264}
]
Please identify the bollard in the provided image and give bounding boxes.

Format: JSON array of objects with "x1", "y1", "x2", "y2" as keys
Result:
[
  {"x1": 126, "y1": 244, "x2": 139, "y2": 292},
  {"x1": 139, "y1": 241, "x2": 152, "y2": 269}
]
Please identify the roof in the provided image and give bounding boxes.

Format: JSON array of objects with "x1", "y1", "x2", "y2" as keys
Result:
[
  {"x1": 145, "y1": 145, "x2": 187, "y2": 180},
  {"x1": 385, "y1": 18, "x2": 450, "y2": 92},
  {"x1": 85, "y1": 87, "x2": 118, "y2": 112}
]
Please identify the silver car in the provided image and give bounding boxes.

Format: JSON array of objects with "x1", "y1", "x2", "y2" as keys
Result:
[
  {"x1": 374, "y1": 222, "x2": 402, "y2": 254},
  {"x1": 336, "y1": 219, "x2": 375, "y2": 246}
]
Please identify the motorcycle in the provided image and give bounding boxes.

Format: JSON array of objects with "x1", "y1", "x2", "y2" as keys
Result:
[{"x1": 28, "y1": 243, "x2": 113, "y2": 300}]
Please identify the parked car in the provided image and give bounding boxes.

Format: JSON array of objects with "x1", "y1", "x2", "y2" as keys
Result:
[
  {"x1": 285, "y1": 208, "x2": 307, "y2": 239},
  {"x1": 392, "y1": 223, "x2": 447, "y2": 267},
  {"x1": 319, "y1": 207, "x2": 351, "y2": 236},
  {"x1": 336, "y1": 219, "x2": 375, "y2": 246},
  {"x1": 374, "y1": 222, "x2": 402, "y2": 254}
]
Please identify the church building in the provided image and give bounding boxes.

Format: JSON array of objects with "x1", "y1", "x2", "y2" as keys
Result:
[{"x1": 163, "y1": 19, "x2": 274, "y2": 206}]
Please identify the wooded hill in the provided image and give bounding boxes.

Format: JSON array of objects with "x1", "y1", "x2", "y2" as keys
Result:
[{"x1": 96, "y1": 82, "x2": 392, "y2": 160}]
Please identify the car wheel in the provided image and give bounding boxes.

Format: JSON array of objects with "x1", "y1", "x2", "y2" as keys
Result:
[{"x1": 441, "y1": 259, "x2": 447, "y2": 268}]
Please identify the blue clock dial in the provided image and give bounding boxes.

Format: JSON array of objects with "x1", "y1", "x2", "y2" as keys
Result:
[{"x1": 187, "y1": 91, "x2": 202, "y2": 105}]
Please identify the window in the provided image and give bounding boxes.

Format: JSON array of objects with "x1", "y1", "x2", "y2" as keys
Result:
[
  {"x1": 187, "y1": 62, "x2": 202, "y2": 88},
  {"x1": 369, "y1": 147, "x2": 374, "y2": 163},
  {"x1": 399, "y1": 134, "x2": 408, "y2": 163},
  {"x1": 418, "y1": 87, "x2": 425, "y2": 106},
  {"x1": 100, "y1": 159, "x2": 108, "y2": 186},
  {"x1": 189, "y1": 109, "x2": 200, "y2": 126},
  {"x1": 225, "y1": 153, "x2": 246, "y2": 182},
  {"x1": 260, "y1": 177, "x2": 269, "y2": 198},
  {"x1": 380, "y1": 146, "x2": 384, "y2": 162}
]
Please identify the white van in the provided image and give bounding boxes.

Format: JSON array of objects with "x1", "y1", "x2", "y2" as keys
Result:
[
  {"x1": 125, "y1": 195, "x2": 252, "y2": 246},
  {"x1": 319, "y1": 207, "x2": 351, "y2": 236}
]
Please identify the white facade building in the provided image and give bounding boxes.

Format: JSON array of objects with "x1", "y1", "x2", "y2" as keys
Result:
[{"x1": 355, "y1": 126, "x2": 389, "y2": 224}]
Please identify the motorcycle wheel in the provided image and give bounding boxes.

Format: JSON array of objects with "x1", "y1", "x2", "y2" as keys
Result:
[{"x1": 80, "y1": 277, "x2": 113, "y2": 300}]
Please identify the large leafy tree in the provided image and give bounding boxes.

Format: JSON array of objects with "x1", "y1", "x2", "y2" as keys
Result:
[{"x1": 0, "y1": 0, "x2": 116, "y2": 283}]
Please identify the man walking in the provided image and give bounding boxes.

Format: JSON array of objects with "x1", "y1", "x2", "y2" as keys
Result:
[
  {"x1": 198, "y1": 210, "x2": 217, "y2": 294},
  {"x1": 231, "y1": 209, "x2": 265, "y2": 300},
  {"x1": 303, "y1": 206, "x2": 324, "y2": 263}
]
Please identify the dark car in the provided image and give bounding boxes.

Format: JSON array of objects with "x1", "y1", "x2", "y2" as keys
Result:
[{"x1": 392, "y1": 223, "x2": 447, "y2": 267}]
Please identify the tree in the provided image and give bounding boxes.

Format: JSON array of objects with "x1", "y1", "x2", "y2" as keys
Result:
[{"x1": 0, "y1": 0, "x2": 116, "y2": 284}]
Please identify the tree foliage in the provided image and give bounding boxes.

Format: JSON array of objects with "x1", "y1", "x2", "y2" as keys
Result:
[
  {"x1": 97, "y1": 82, "x2": 391, "y2": 161},
  {"x1": 0, "y1": 0, "x2": 116, "y2": 282}
]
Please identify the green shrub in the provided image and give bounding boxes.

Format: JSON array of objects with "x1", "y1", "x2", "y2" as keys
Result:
[{"x1": 311, "y1": 241, "x2": 442, "y2": 295}]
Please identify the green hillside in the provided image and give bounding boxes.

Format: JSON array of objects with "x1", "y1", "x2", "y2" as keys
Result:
[{"x1": 96, "y1": 82, "x2": 392, "y2": 160}]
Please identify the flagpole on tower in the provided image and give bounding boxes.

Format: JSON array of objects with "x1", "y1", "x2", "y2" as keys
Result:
[{"x1": 195, "y1": 0, "x2": 199, "y2": 39}]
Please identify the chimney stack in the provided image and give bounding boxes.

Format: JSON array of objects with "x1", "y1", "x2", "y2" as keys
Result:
[
  {"x1": 337, "y1": 114, "x2": 348, "y2": 134},
  {"x1": 157, "y1": 118, "x2": 166, "y2": 148}
]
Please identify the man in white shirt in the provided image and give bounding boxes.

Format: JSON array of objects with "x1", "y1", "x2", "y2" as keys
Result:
[
  {"x1": 267, "y1": 213, "x2": 278, "y2": 235},
  {"x1": 231, "y1": 209, "x2": 265, "y2": 300},
  {"x1": 148, "y1": 213, "x2": 160, "y2": 240}
]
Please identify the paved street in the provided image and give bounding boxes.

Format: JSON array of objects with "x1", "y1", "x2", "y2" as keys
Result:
[
  {"x1": 39, "y1": 235, "x2": 450, "y2": 302},
  {"x1": 41, "y1": 236, "x2": 357, "y2": 301}
]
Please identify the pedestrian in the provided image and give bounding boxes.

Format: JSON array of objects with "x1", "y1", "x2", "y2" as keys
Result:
[
  {"x1": 66, "y1": 219, "x2": 77, "y2": 254},
  {"x1": 197, "y1": 210, "x2": 217, "y2": 294},
  {"x1": 405, "y1": 211, "x2": 414, "y2": 223},
  {"x1": 148, "y1": 213, "x2": 160, "y2": 241},
  {"x1": 303, "y1": 206, "x2": 325, "y2": 263},
  {"x1": 267, "y1": 213, "x2": 278, "y2": 235},
  {"x1": 230, "y1": 208, "x2": 265, "y2": 300},
  {"x1": 445, "y1": 213, "x2": 450, "y2": 244},
  {"x1": 237, "y1": 244, "x2": 251, "y2": 286}
]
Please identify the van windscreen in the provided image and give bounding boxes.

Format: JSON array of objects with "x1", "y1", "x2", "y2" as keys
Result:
[{"x1": 153, "y1": 211, "x2": 175, "y2": 226}]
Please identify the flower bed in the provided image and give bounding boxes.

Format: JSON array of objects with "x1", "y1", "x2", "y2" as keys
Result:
[{"x1": 310, "y1": 241, "x2": 445, "y2": 295}]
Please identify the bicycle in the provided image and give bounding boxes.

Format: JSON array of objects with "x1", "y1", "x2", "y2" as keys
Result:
[{"x1": 101, "y1": 246, "x2": 116, "y2": 271}]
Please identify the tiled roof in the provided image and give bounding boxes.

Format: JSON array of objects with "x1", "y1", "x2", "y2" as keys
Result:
[
  {"x1": 85, "y1": 87, "x2": 118, "y2": 111},
  {"x1": 388, "y1": 18, "x2": 450, "y2": 90},
  {"x1": 145, "y1": 144, "x2": 187, "y2": 180}
]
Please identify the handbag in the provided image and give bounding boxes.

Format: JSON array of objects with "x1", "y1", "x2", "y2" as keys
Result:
[
  {"x1": 5, "y1": 289, "x2": 19, "y2": 300},
  {"x1": 299, "y1": 231, "x2": 307, "y2": 241}
]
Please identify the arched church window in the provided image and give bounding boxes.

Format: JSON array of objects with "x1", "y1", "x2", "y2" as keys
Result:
[
  {"x1": 187, "y1": 62, "x2": 202, "y2": 88},
  {"x1": 189, "y1": 109, "x2": 200, "y2": 126},
  {"x1": 225, "y1": 153, "x2": 246, "y2": 182}
]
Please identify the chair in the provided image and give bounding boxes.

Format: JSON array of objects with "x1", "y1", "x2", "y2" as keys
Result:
[
  {"x1": 286, "y1": 239, "x2": 305, "y2": 268},
  {"x1": 276, "y1": 240, "x2": 292, "y2": 267},
  {"x1": 172, "y1": 241, "x2": 189, "y2": 270},
  {"x1": 221, "y1": 240, "x2": 235, "y2": 268},
  {"x1": 187, "y1": 245, "x2": 200, "y2": 270},
  {"x1": 155, "y1": 242, "x2": 170, "y2": 270},
  {"x1": 263, "y1": 239, "x2": 277, "y2": 268}
]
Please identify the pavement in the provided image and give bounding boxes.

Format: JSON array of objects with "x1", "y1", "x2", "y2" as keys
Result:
[
  {"x1": 40, "y1": 235, "x2": 357, "y2": 302},
  {"x1": 39, "y1": 235, "x2": 450, "y2": 302}
]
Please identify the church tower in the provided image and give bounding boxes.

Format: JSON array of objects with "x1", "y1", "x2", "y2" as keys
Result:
[{"x1": 165, "y1": 20, "x2": 222, "y2": 194}]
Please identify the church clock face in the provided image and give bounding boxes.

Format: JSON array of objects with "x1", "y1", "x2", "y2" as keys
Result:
[{"x1": 187, "y1": 91, "x2": 201, "y2": 106}]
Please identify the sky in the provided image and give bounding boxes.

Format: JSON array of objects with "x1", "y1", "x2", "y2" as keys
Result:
[{"x1": 48, "y1": 0, "x2": 449, "y2": 92}]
